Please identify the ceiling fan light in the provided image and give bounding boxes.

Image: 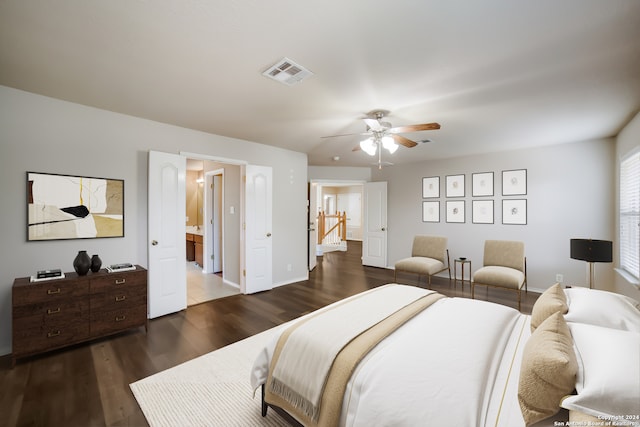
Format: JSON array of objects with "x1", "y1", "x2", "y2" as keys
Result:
[
  {"x1": 382, "y1": 136, "x2": 398, "y2": 153},
  {"x1": 360, "y1": 138, "x2": 377, "y2": 156}
]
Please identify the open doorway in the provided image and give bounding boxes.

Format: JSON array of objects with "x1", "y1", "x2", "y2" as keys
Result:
[
  {"x1": 309, "y1": 180, "x2": 365, "y2": 270},
  {"x1": 185, "y1": 158, "x2": 240, "y2": 305}
]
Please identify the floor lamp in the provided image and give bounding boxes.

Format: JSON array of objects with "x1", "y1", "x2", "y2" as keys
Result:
[{"x1": 570, "y1": 239, "x2": 613, "y2": 289}]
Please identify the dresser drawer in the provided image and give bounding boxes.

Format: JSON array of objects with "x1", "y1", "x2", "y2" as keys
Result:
[
  {"x1": 13, "y1": 280, "x2": 88, "y2": 307},
  {"x1": 13, "y1": 322, "x2": 90, "y2": 356},
  {"x1": 89, "y1": 269, "x2": 146, "y2": 294},
  {"x1": 89, "y1": 286, "x2": 146, "y2": 311},
  {"x1": 13, "y1": 299, "x2": 88, "y2": 329},
  {"x1": 90, "y1": 306, "x2": 146, "y2": 337}
]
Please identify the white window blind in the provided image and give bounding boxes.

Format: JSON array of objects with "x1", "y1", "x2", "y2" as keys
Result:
[{"x1": 620, "y1": 150, "x2": 640, "y2": 281}]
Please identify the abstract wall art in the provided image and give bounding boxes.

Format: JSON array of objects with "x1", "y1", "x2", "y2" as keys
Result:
[{"x1": 27, "y1": 172, "x2": 124, "y2": 241}]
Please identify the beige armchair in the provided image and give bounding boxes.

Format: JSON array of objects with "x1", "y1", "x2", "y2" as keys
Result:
[
  {"x1": 472, "y1": 240, "x2": 527, "y2": 310},
  {"x1": 394, "y1": 235, "x2": 451, "y2": 287}
]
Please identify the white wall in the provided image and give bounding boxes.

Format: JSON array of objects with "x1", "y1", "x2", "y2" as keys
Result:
[
  {"x1": 0, "y1": 86, "x2": 308, "y2": 356},
  {"x1": 372, "y1": 139, "x2": 617, "y2": 293},
  {"x1": 615, "y1": 111, "x2": 640, "y2": 299}
]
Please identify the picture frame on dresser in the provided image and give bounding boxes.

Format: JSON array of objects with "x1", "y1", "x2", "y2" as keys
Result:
[{"x1": 27, "y1": 171, "x2": 124, "y2": 241}]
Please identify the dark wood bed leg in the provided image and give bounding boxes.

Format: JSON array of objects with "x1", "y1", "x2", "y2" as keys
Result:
[{"x1": 261, "y1": 384, "x2": 268, "y2": 417}]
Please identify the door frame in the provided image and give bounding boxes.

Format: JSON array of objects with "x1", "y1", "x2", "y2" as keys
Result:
[
  {"x1": 203, "y1": 169, "x2": 224, "y2": 274},
  {"x1": 308, "y1": 179, "x2": 365, "y2": 267}
]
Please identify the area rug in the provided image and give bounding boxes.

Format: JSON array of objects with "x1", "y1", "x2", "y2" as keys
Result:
[{"x1": 130, "y1": 328, "x2": 289, "y2": 427}]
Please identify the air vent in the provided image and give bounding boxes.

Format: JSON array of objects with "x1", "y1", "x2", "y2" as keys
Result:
[{"x1": 262, "y1": 57, "x2": 313, "y2": 86}]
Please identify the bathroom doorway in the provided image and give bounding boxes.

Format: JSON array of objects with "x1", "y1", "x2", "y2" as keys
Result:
[{"x1": 185, "y1": 159, "x2": 240, "y2": 305}]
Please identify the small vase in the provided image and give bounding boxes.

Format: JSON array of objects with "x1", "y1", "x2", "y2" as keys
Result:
[
  {"x1": 73, "y1": 250, "x2": 91, "y2": 276},
  {"x1": 90, "y1": 254, "x2": 102, "y2": 273}
]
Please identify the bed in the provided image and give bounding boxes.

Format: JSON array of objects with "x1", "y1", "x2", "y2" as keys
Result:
[{"x1": 251, "y1": 283, "x2": 640, "y2": 427}]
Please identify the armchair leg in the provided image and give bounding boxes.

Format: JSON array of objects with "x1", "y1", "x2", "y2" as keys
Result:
[{"x1": 471, "y1": 283, "x2": 475, "y2": 299}]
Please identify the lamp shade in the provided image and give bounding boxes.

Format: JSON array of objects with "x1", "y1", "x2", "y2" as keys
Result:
[{"x1": 570, "y1": 239, "x2": 613, "y2": 263}]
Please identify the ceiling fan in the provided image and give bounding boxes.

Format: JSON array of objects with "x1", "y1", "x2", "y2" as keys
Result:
[{"x1": 322, "y1": 110, "x2": 441, "y2": 168}]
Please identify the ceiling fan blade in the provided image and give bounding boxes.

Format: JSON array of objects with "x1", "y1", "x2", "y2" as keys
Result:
[
  {"x1": 363, "y1": 118, "x2": 384, "y2": 132},
  {"x1": 321, "y1": 131, "x2": 371, "y2": 139},
  {"x1": 389, "y1": 122, "x2": 441, "y2": 133},
  {"x1": 392, "y1": 134, "x2": 418, "y2": 148}
]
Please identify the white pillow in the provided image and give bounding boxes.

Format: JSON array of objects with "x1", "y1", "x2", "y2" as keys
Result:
[
  {"x1": 561, "y1": 323, "x2": 640, "y2": 420},
  {"x1": 564, "y1": 288, "x2": 640, "y2": 332}
]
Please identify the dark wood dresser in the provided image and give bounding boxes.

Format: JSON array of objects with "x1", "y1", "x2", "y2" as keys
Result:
[{"x1": 12, "y1": 266, "x2": 147, "y2": 367}]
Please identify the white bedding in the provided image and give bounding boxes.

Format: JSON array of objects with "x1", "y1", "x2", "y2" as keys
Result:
[{"x1": 251, "y1": 285, "x2": 535, "y2": 426}]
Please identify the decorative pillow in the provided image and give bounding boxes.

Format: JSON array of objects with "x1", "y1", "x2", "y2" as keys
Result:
[
  {"x1": 530, "y1": 283, "x2": 568, "y2": 332},
  {"x1": 518, "y1": 312, "x2": 578, "y2": 426},
  {"x1": 564, "y1": 288, "x2": 640, "y2": 332},
  {"x1": 561, "y1": 323, "x2": 640, "y2": 420}
]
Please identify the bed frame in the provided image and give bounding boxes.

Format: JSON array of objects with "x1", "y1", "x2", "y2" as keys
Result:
[{"x1": 261, "y1": 384, "x2": 303, "y2": 426}]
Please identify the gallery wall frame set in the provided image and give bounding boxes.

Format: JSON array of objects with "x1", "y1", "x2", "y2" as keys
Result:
[
  {"x1": 421, "y1": 169, "x2": 527, "y2": 225},
  {"x1": 27, "y1": 171, "x2": 125, "y2": 241}
]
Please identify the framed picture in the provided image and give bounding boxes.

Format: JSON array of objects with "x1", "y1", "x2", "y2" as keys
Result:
[
  {"x1": 502, "y1": 199, "x2": 527, "y2": 225},
  {"x1": 422, "y1": 176, "x2": 440, "y2": 198},
  {"x1": 502, "y1": 169, "x2": 527, "y2": 195},
  {"x1": 472, "y1": 200, "x2": 494, "y2": 224},
  {"x1": 446, "y1": 174, "x2": 465, "y2": 197},
  {"x1": 446, "y1": 200, "x2": 465, "y2": 223},
  {"x1": 472, "y1": 172, "x2": 494, "y2": 197},
  {"x1": 422, "y1": 201, "x2": 440, "y2": 222},
  {"x1": 27, "y1": 171, "x2": 124, "y2": 241}
]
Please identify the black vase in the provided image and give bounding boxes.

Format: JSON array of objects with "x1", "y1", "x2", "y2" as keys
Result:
[
  {"x1": 73, "y1": 250, "x2": 91, "y2": 276},
  {"x1": 90, "y1": 254, "x2": 102, "y2": 273}
]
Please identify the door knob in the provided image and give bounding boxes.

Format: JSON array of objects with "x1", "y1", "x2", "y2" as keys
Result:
[
  {"x1": 266, "y1": 232, "x2": 272, "y2": 237},
  {"x1": 381, "y1": 227, "x2": 386, "y2": 231},
  {"x1": 151, "y1": 240, "x2": 158, "y2": 246}
]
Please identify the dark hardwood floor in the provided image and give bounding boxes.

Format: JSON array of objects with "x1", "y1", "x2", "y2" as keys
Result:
[{"x1": 0, "y1": 241, "x2": 539, "y2": 427}]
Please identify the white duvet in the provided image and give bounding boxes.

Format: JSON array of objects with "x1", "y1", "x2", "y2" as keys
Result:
[{"x1": 251, "y1": 288, "x2": 533, "y2": 427}]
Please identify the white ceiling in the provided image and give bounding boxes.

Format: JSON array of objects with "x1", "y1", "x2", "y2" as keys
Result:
[{"x1": 1, "y1": 0, "x2": 639, "y2": 168}]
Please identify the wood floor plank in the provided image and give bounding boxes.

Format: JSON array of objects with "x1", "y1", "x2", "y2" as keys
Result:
[{"x1": 0, "y1": 241, "x2": 538, "y2": 426}]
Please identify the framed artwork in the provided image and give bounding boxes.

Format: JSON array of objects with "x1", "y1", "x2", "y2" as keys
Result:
[
  {"x1": 502, "y1": 169, "x2": 527, "y2": 195},
  {"x1": 422, "y1": 176, "x2": 440, "y2": 198},
  {"x1": 446, "y1": 174, "x2": 465, "y2": 197},
  {"x1": 472, "y1": 172, "x2": 494, "y2": 197},
  {"x1": 446, "y1": 200, "x2": 465, "y2": 223},
  {"x1": 472, "y1": 200, "x2": 494, "y2": 224},
  {"x1": 27, "y1": 171, "x2": 124, "y2": 241},
  {"x1": 502, "y1": 199, "x2": 527, "y2": 225},
  {"x1": 422, "y1": 201, "x2": 440, "y2": 222}
]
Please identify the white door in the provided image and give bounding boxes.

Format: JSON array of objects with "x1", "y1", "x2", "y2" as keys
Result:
[
  {"x1": 244, "y1": 165, "x2": 273, "y2": 294},
  {"x1": 148, "y1": 151, "x2": 187, "y2": 318},
  {"x1": 308, "y1": 182, "x2": 318, "y2": 271},
  {"x1": 362, "y1": 181, "x2": 388, "y2": 268}
]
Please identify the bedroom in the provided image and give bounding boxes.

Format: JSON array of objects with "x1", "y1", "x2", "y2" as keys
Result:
[{"x1": 1, "y1": 0, "x2": 639, "y2": 425}]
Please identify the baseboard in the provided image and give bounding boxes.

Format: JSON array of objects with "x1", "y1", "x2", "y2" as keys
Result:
[{"x1": 272, "y1": 274, "x2": 309, "y2": 289}]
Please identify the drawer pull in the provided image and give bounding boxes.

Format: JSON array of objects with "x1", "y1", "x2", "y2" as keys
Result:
[
  {"x1": 115, "y1": 315, "x2": 126, "y2": 322},
  {"x1": 47, "y1": 288, "x2": 61, "y2": 295},
  {"x1": 115, "y1": 279, "x2": 126, "y2": 285},
  {"x1": 115, "y1": 295, "x2": 126, "y2": 302},
  {"x1": 47, "y1": 330, "x2": 61, "y2": 338},
  {"x1": 47, "y1": 307, "x2": 61, "y2": 315}
]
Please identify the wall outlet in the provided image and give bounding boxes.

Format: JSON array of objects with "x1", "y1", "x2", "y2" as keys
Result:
[
  {"x1": 287, "y1": 263, "x2": 292, "y2": 272},
  {"x1": 555, "y1": 274, "x2": 563, "y2": 283}
]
